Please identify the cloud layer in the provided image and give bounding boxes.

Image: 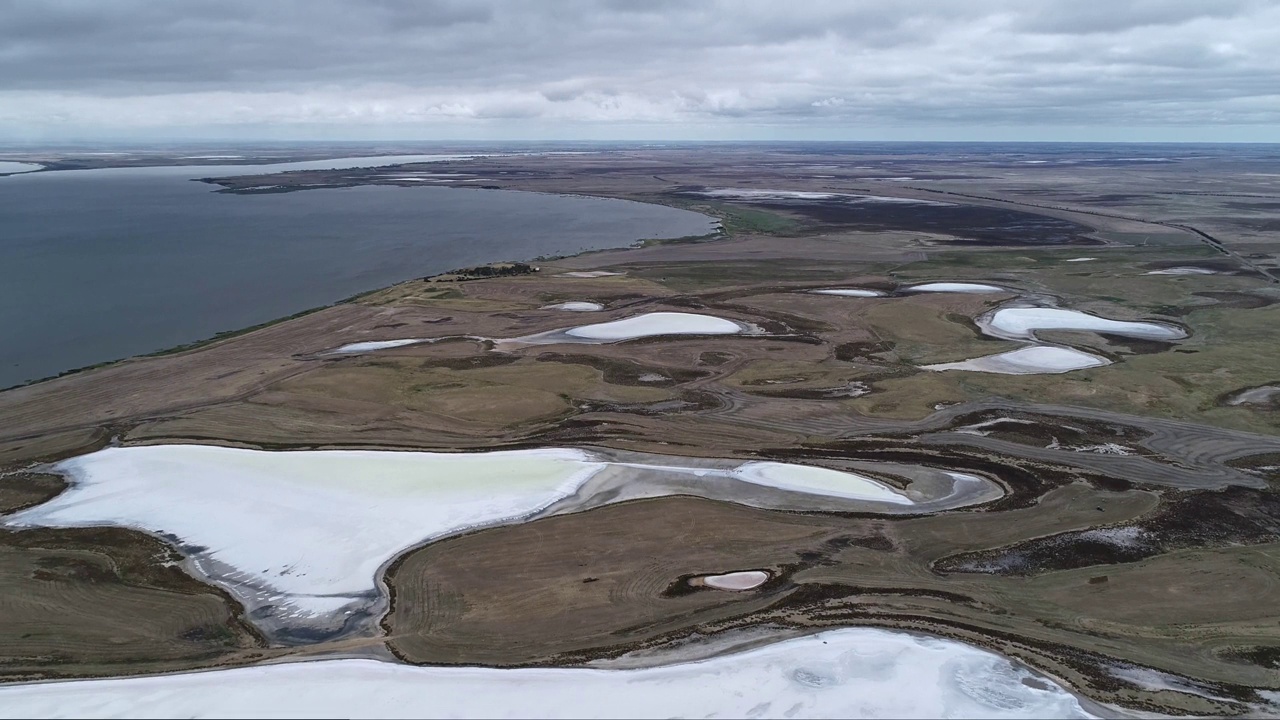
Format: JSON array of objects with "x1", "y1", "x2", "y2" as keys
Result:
[{"x1": 1, "y1": 0, "x2": 1276, "y2": 140}]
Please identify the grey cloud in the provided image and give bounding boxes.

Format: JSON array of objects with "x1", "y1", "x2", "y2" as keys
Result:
[
  {"x1": 0, "y1": 0, "x2": 1275, "y2": 139},
  {"x1": 1012, "y1": 0, "x2": 1260, "y2": 34}
]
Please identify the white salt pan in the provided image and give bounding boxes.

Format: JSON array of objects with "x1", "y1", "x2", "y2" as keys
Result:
[
  {"x1": 558, "y1": 271, "x2": 622, "y2": 278},
  {"x1": 810, "y1": 288, "x2": 885, "y2": 297},
  {"x1": 565, "y1": 312, "x2": 742, "y2": 340},
  {"x1": 331, "y1": 338, "x2": 427, "y2": 354},
  {"x1": 730, "y1": 461, "x2": 912, "y2": 505},
  {"x1": 984, "y1": 307, "x2": 1185, "y2": 341},
  {"x1": 543, "y1": 301, "x2": 604, "y2": 312},
  {"x1": 0, "y1": 627, "x2": 1091, "y2": 720},
  {"x1": 1065, "y1": 257, "x2": 1097, "y2": 262},
  {"x1": 1145, "y1": 267, "x2": 1216, "y2": 275},
  {"x1": 905, "y1": 282, "x2": 1007, "y2": 294},
  {"x1": 701, "y1": 570, "x2": 770, "y2": 591},
  {"x1": 1227, "y1": 385, "x2": 1280, "y2": 406},
  {"x1": 924, "y1": 346, "x2": 1110, "y2": 375}
]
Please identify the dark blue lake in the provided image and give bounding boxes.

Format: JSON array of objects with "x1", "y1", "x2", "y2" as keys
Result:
[{"x1": 0, "y1": 157, "x2": 714, "y2": 388}]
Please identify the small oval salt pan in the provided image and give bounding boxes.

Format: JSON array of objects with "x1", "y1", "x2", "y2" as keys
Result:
[
  {"x1": 1145, "y1": 267, "x2": 1216, "y2": 275},
  {"x1": 557, "y1": 271, "x2": 622, "y2": 278},
  {"x1": 810, "y1": 288, "x2": 885, "y2": 297},
  {"x1": 701, "y1": 570, "x2": 770, "y2": 591},
  {"x1": 565, "y1": 312, "x2": 742, "y2": 341},
  {"x1": 543, "y1": 301, "x2": 604, "y2": 312},
  {"x1": 924, "y1": 346, "x2": 1110, "y2": 375},
  {"x1": 904, "y1": 282, "x2": 1006, "y2": 294}
]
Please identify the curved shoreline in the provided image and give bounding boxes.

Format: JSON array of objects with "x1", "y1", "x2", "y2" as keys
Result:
[{"x1": 0, "y1": 164, "x2": 719, "y2": 392}]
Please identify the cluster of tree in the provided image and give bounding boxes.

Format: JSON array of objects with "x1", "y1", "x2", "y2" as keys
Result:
[{"x1": 429, "y1": 262, "x2": 538, "y2": 281}]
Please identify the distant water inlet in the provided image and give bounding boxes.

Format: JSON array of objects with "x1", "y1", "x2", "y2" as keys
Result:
[
  {"x1": 0, "y1": 159, "x2": 715, "y2": 388},
  {"x1": 0, "y1": 161, "x2": 42, "y2": 174}
]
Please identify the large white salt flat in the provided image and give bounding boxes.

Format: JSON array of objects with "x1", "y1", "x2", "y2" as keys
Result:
[
  {"x1": 924, "y1": 346, "x2": 1111, "y2": 375},
  {"x1": 983, "y1": 307, "x2": 1185, "y2": 341},
  {"x1": 810, "y1": 288, "x2": 885, "y2": 297},
  {"x1": 565, "y1": 312, "x2": 743, "y2": 340},
  {"x1": 0, "y1": 628, "x2": 1091, "y2": 720},
  {"x1": 7, "y1": 446, "x2": 940, "y2": 637},
  {"x1": 542, "y1": 301, "x2": 604, "y2": 311},
  {"x1": 7, "y1": 446, "x2": 605, "y2": 622},
  {"x1": 904, "y1": 282, "x2": 1007, "y2": 294},
  {"x1": 731, "y1": 461, "x2": 912, "y2": 505}
]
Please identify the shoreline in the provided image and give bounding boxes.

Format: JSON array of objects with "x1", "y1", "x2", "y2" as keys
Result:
[{"x1": 0, "y1": 174, "x2": 720, "y2": 393}]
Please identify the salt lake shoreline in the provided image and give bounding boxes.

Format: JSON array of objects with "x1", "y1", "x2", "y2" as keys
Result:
[{"x1": 0, "y1": 160, "x2": 723, "y2": 392}]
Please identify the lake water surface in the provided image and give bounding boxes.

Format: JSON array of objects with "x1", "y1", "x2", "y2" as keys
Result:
[{"x1": 0, "y1": 157, "x2": 714, "y2": 388}]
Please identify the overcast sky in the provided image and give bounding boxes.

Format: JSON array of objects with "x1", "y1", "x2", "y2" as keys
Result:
[{"x1": 1, "y1": 0, "x2": 1277, "y2": 142}]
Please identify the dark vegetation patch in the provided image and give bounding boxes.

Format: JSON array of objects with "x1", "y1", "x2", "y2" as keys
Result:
[
  {"x1": 1225, "y1": 453, "x2": 1280, "y2": 480},
  {"x1": 684, "y1": 196, "x2": 1100, "y2": 246},
  {"x1": 1094, "y1": 333, "x2": 1178, "y2": 355},
  {"x1": 697, "y1": 351, "x2": 735, "y2": 366},
  {"x1": 1223, "y1": 201, "x2": 1280, "y2": 211},
  {"x1": 572, "y1": 390, "x2": 726, "y2": 419},
  {"x1": 1218, "y1": 645, "x2": 1280, "y2": 669},
  {"x1": 1144, "y1": 258, "x2": 1241, "y2": 273},
  {"x1": 0, "y1": 473, "x2": 67, "y2": 516},
  {"x1": 429, "y1": 262, "x2": 538, "y2": 282},
  {"x1": 653, "y1": 295, "x2": 709, "y2": 310},
  {"x1": 936, "y1": 486, "x2": 1280, "y2": 576},
  {"x1": 935, "y1": 530, "x2": 1158, "y2": 576},
  {"x1": 534, "y1": 353, "x2": 710, "y2": 388},
  {"x1": 946, "y1": 410, "x2": 1149, "y2": 451},
  {"x1": 1193, "y1": 291, "x2": 1274, "y2": 309},
  {"x1": 835, "y1": 340, "x2": 897, "y2": 362}
]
